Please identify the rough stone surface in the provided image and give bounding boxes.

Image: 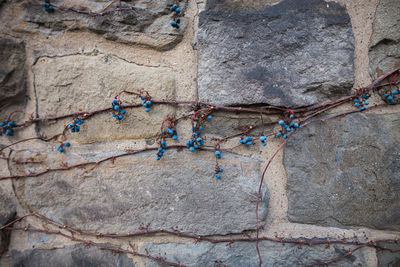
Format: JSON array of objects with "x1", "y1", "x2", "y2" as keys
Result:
[
  {"x1": 11, "y1": 244, "x2": 135, "y2": 267},
  {"x1": 141, "y1": 239, "x2": 367, "y2": 266},
  {"x1": 33, "y1": 54, "x2": 176, "y2": 142},
  {"x1": 0, "y1": 187, "x2": 16, "y2": 256},
  {"x1": 21, "y1": 0, "x2": 187, "y2": 50},
  {"x1": 376, "y1": 241, "x2": 400, "y2": 267},
  {"x1": 369, "y1": 0, "x2": 400, "y2": 79},
  {"x1": 10, "y1": 149, "x2": 267, "y2": 236},
  {"x1": 196, "y1": 0, "x2": 354, "y2": 107},
  {"x1": 284, "y1": 113, "x2": 400, "y2": 230},
  {"x1": 0, "y1": 38, "x2": 27, "y2": 107}
]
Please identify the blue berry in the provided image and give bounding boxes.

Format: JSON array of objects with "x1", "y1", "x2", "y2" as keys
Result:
[
  {"x1": 215, "y1": 150, "x2": 222, "y2": 159},
  {"x1": 170, "y1": 4, "x2": 178, "y2": 11},
  {"x1": 145, "y1": 108, "x2": 150, "y2": 112},
  {"x1": 278, "y1": 120, "x2": 285, "y2": 125},
  {"x1": 283, "y1": 134, "x2": 288, "y2": 139},
  {"x1": 289, "y1": 114, "x2": 294, "y2": 119},
  {"x1": 65, "y1": 142, "x2": 70, "y2": 147},
  {"x1": 199, "y1": 126, "x2": 204, "y2": 130},
  {"x1": 189, "y1": 147, "x2": 195, "y2": 152},
  {"x1": 247, "y1": 141, "x2": 252, "y2": 145},
  {"x1": 364, "y1": 100, "x2": 369, "y2": 105},
  {"x1": 392, "y1": 90, "x2": 399, "y2": 95},
  {"x1": 172, "y1": 135, "x2": 178, "y2": 140},
  {"x1": 262, "y1": 142, "x2": 267, "y2": 146},
  {"x1": 8, "y1": 121, "x2": 16, "y2": 127},
  {"x1": 207, "y1": 115, "x2": 212, "y2": 120},
  {"x1": 276, "y1": 132, "x2": 282, "y2": 137},
  {"x1": 177, "y1": 18, "x2": 181, "y2": 24},
  {"x1": 57, "y1": 146, "x2": 64, "y2": 152},
  {"x1": 216, "y1": 173, "x2": 221, "y2": 179},
  {"x1": 0, "y1": 122, "x2": 4, "y2": 127},
  {"x1": 112, "y1": 99, "x2": 118, "y2": 105},
  {"x1": 360, "y1": 106, "x2": 366, "y2": 111},
  {"x1": 171, "y1": 21, "x2": 177, "y2": 27},
  {"x1": 354, "y1": 102, "x2": 360, "y2": 107},
  {"x1": 5, "y1": 129, "x2": 13, "y2": 136},
  {"x1": 219, "y1": 168, "x2": 223, "y2": 173},
  {"x1": 175, "y1": 7, "x2": 181, "y2": 13},
  {"x1": 260, "y1": 136, "x2": 267, "y2": 141}
]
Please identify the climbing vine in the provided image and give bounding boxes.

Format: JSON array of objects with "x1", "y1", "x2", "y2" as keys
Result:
[{"x1": 0, "y1": 2, "x2": 400, "y2": 266}]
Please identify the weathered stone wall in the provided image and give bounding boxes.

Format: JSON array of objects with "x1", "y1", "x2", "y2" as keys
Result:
[{"x1": 0, "y1": 0, "x2": 399, "y2": 266}]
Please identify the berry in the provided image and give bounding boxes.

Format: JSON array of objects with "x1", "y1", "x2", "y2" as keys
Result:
[
  {"x1": 175, "y1": 7, "x2": 181, "y2": 13},
  {"x1": 262, "y1": 142, "x2": 267, "y2": 146},
  {"x1": 215, "y1": 150, "x2": 222, "y2": 159},
  {"x1": 276, "y1": 131, "x2": 282, "y2": 137},
  {"x1": 171, "y1": 21, "x2": 177, "y2": 27},
  {"x1": 360, "y1": 106, "x2": 366, "y2": 111},
  {"x1": 219, "y1": 168, "x2": 223, "y2": 173},
  {"x1": 364, "y1": 100, "x2": 369, "y2": 105},
  {"x1": 5, "y1": 129, "x2": 13, "y2": 136},
  {"x1": 177, "y1": 18, "x2": 181, "y2": 24},
  {"x1": 57, "y1": 146, "x2": 64, "y2": 152},
  {"x1": 278, "y1": 120, "x2": 285, "y2": 125},
  {"x1": 216, "y1": 173, "x2": 221, "y2": 179},
  {"x1": 189, "y1": 147, "x2": 195, "y2": 152},
  {"x1": 170, "y1": 4, "x2": 178, "y2": 11},
  {"x1": 145, "y1": 108, "x2": 150, "y2": 112},
  {"x1": 172, "y1": 135, "x2": 178, "y2": 140},
  {"x1": 260, "y1": 136, "x2": 267, "y2": 141},
  {"x1": 392, "y1": 90, "x2": 399, "y2": 95},
  {"x1": 283, "y1": 134, "x2": 288, "y2": 139},
  {"x1": 199, "y1": 126, "x2": 204, "y2": 130},
  {"x1": 207, "y1": 115, "x2": 212, "y2": 120},
  {"x1": 8, "y1": 121, "x2": 16, "y2": 127},
  {"x1": 65, "y1": 142, "x2": 70, "y2": 147}
]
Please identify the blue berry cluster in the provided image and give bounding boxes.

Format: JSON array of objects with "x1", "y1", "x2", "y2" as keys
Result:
[
  {"x1": 68, "y1": 118, "x2": 84, "y2": 133},
  {"x1": 111, "y1": 99, "x2": 126, "y2": 120},
  {"x1": 57, "y1": 142, "x2": 70, "y2": 153},
  {"x1": 156, "y1": 140, "x2": 167, "y2": 160},
  {"x1": 276, "y1": 114, "x2": 300, "y2": 139},
  {"x1": 215, "y1": 167, "x2": 223, "y2": 179},
  {"x1": 186, "y1": 126, "x2": 205, "y2": 152},
  {"x1": 141, "y1": 96, "x2": 152, "y2": 112},
  {"x1": 239, "y1": 136, "x2": 253, "y2": 146},
  {"x1": 0, "y1": 120, "x2": 16, "y2": 136},
  {"x1": 43, "y1": 0, "x2": 54, "y2": 12},
  {"x1": 259, "y1": 135, "x2": 267, "y2": 146},
  {"x1": 353, "y1": 94, "x2": 370, "y2": 111},
  {"x1": 169, "y1": 4, "x2": 181, "y2": 29},
  {"x1": 166, "y1": 127, "x2": 178, "y2": 140},
  {"x1": 384, "y1": 90, "x2": 399, "y2": 104}
]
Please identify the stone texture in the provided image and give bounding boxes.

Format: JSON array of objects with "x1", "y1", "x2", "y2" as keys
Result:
[
  {"x1": 0, "y1": 38, "x2": 27, "y2": 107},
  {"x1": 376, "y1": 241, "x2": 400, "y2": 267},
  {"x1": 21, "y1": 0, "x2": 187, "y2": 51},
  {"x1": 196, "y1": 0, "x2": 354, "y2": 107},
  {"x1": 0, "y1": 187, "x2": 16, "y2": 256},
  {"x1": 369, "y1": 0, "x2": 400, "y2": 79},
  {"x1": 202, "y1": 111, "x2": 273, "y2": 137},
  {"x1": 33, "y1": 54, "x2": 176, "y2": 143},
  {"x1": 284, "y1": 113, "x2": 400, "y2": 230},
  {"x1": 10, "y1": 148, "x2": 267, "y2": 236},
  {"x1": 11, "y1": 244, "x2": 135, "y2": 267},
  {"x1": 141, "y1": 239, "x2": 367, "y2": 266}
]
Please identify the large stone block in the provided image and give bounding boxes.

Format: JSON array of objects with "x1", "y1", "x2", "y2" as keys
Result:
[
  {"x1": 284, "y1": 113, "x2": 400, "y2": 230},
  {"x1": 12, "y1": 244, "x2": 135, "y2": 267},
  {"x1": 21, "y1": 0, "x2": 187, "y2": 50},
  {"x1": 0, "y1": 187, "x2": 16, "y2": 256},
  {"x1": 0, "y1": 38, "x2": 26, "y2": 107},
  {"x1": 10, "y1": 148, "x2": 267, "y2": 236},
  {"x1": 141, "y1": 239, "x2": 367, "y2": 266},
  {"x1": 369, "y1": 0, "x2": 400, "y2": 79},
  {"x1": 196, "y1": 0, "x2": 354, "y2": 107},
  {"x1": 33, "y1": 54, "x2": 176, "y2": 143}
]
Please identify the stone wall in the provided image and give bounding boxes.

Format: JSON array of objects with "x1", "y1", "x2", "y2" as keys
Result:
[{"x1": 0, "y1": 0, "x2": 399, "y2": 266}]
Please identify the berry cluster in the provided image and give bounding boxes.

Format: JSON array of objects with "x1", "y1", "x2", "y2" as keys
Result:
[
  {"x1": 141, "y1": 96, "x2": 152, "y2": 112},
  {"x1": 276, "y1": 114, "x2": 300, "y2": 139},
  {"x1": 68, "y1": 118, "x2": 84, "y2": 133},
  {"x1": 0, "y1": 120, "x2": 16, "y2": 136},
  {"x1": 166, "y1": 127, "x2": 178, "y2": 140},
  {"x1": 43, "y1": 0, "x2": 54, "y2": 12},
  {"x1": 111, "y1": 98, "x2": 126, "y2": 120},
  {"x1": 384, "y1": 90, "x2": 399, "y2": 104},
  {"x1": 259, "y1": 135, "x2": 267, "y2": 146},
  {"x1": 215, "y1": 166, "x2": 223, "y2": 179},
  {"x1": 57, "y1": 142, "x2": 70, "y2": 153},
  {"x1": 169, "y1": 4, "x2": 181, "y2": 29},
  {"x1": 156, "y1": 140, "x2": 167, "y2": 160},
  {"x1": 186, "y1": 126, "x2": 205, "y2": 152},
  {"x1": 239, "y1": 136, "x2": 253, "y2": 146},
  {"x1": 353, "y1": 94, "x2": 370, "y2": 111}
]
